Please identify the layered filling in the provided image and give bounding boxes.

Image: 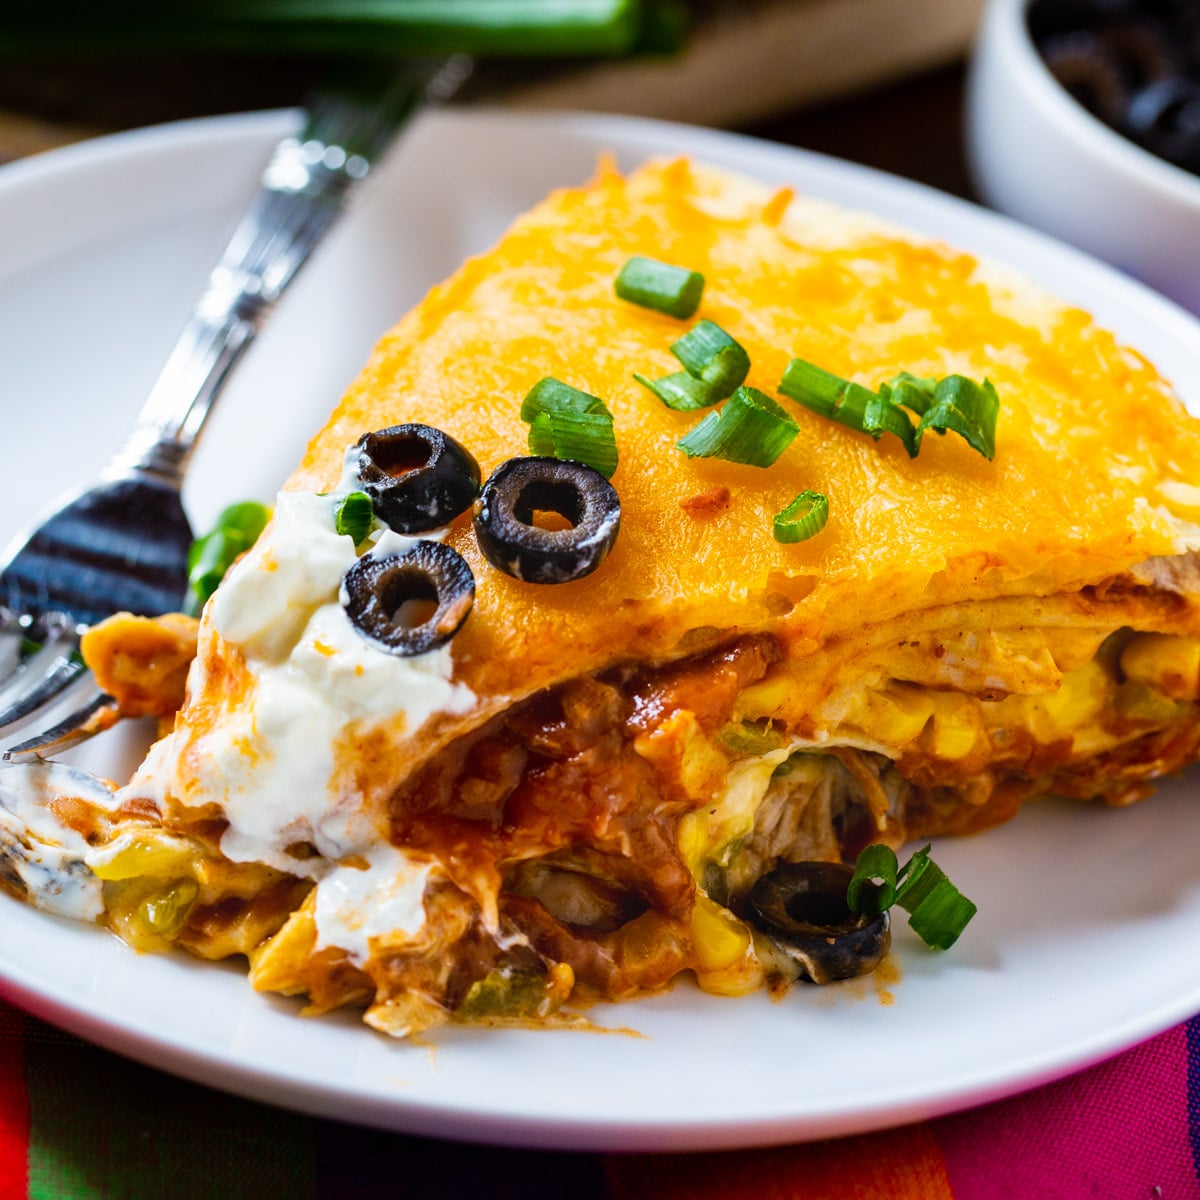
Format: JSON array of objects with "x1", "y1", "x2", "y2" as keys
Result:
[
  {"x1": 22, "y1": 565, "x2": 1198, "y2": 1036},
  {"x1": 7, "y1": 463, "x2": 1199, "y2": 1035}
]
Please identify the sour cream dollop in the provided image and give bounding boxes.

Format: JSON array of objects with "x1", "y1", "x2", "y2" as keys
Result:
[
  {"x1": 313, "y1": 844, "x2": 436, "y2": 965},
  {"x1": 124, "y1": 479, "x2": 476, "y2": 884}
]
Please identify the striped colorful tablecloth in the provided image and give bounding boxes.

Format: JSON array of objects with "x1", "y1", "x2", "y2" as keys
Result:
[{"x1": 0, "y1": 997, "x2": 1194, "y2": 1199}]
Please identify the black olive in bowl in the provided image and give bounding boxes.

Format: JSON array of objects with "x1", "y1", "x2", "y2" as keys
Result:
[
  {"x1": 1127, "y1": 77, "x2": 1200, "y2": 173},
  {"x1": 747, "y1": 862, "x2": 890, "y2": 985},
  {"x1": 968, "y1": 0, "x2": 1200, "y2": 312},
  {"x1": 1029, "y1": 0, "x2": 1200, "y2": 176},
  {"x1": 472, "y1": 457, "x2": 621, "y2": 585},
  {"x1": 356, "y1": 424, "x2": 480, "y2": 535}
]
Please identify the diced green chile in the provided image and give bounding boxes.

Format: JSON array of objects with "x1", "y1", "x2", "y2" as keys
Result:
[
  {"x1": 341, "y1": 541, "x2": 475, "y2": 656},
  {"x1": 141, "y1": 878, "x2": 199, "y2": 938},
  {"x1": 747, "y1": 861, "x2": 890, "y2": 985},
  {"x1": 472, "y1": 457, "x2": 620, "y2": 585},
  {"x1": 455, "y1": 968, "x2": 553, "y2": 1021},
  {"x1": 355, "y1": 423, "x2": 480, "y2": 534}
]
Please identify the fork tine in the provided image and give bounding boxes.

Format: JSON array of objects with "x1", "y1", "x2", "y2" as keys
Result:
[
  {"x1": 0, "y1": 644, "x2": 87, "y2": 733},
  {"x1": 0, "y1": 611, "x2": 76, "y2": 690},
  {"x1": 0, "y1": 612, "x2": 26, "y2": 683},
  {"x1": 2, "y1": 687, "x2": 119, "y2": 763}
]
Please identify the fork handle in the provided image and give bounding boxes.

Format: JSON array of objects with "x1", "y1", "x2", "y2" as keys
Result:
[{"x1": 112, "y1": 56, "x2": 471, "y2": 484}]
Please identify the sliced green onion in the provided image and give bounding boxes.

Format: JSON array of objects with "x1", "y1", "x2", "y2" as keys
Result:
[
  {"x1": 779, "y1": 358, "x2": 917, "y2": 458},
  {"x1": 213, "y1": 501, "x2": 271, "y2": 543},
  {"x1": 334, "y1": 491, "x2": 374, "y2": 544},
  {"x1": 773, "y1": 490, "x2": 829, "y2": 544},
  {"x1": 521, "y1": 377, "x2": 618, "y2": 478},
  {"x1": 845, "y1": 842, "x2": 976, "y2": 949},
  {"x1": 615, "y1": 255, "x2": 704, "y2": 319},
  {"x1": 633, "y1": 0, "x2": 690, "y2": 54},
  {"x1": 635, "y1": 319, "x2": 750, "y2": 411},
  {"x1": 912, "y1": 376, "x2": 1000, "y2": 461},
  {"x1": 527, "y1": 408, "x2": 619, "y2": 479},
  {"x1": 895, "y1": 845, "x2": 977, "y2": 950},
  {"x1": 0, "y1": 0, "x2": 650, "y2": 58},
  {"x1": 526, "y1": 411, "x2": 556, "y2": 457},
  {"x1": 633, "y1": 370, "x2": 714, "y2": 412},
  {"x1": 858, "y1": 394, "x2": 918, "y2": 458},
  {"x1": 520, "y1": 376, "x2": 605, "y2": 422},
  {"x1": 847, "y1": 844, "x2": 898, "y2": 914},
  {"x1": 671, "y1": 320, "x2": 750, "y2": 393},
  {"x1": 881, "y1": 371, "x2": 939, "y2": 416},
  {"x1": 677, "y1": 386, "x2": 799, "y2": 467},
  {"x1": 185, "y1": 531, "x2": 252, "y2": 617},
  {"x1": 777, "y1": 358, "x2": 844, "y2": 418},
  {"x1": 184, "y1": 501, "x2": 271, "y2": 616}
]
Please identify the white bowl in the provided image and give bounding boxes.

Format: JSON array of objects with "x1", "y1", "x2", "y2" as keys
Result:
[{"x1": 967, "y1": 0, "x2": 1200, "y2": 314}]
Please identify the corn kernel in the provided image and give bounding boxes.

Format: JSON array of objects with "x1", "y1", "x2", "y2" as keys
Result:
[
  {"x1": 867, "y1": 687, "x2": 935, "y2": 747},
  {"x1": 691, "y1": 895, "x2": 750, "y2": 970},
  {"x1": 927, "y1": 718, "x2": 976, "y2": 760},
  {"x1": 735, "y1": 674, "x2": 792, "y2": 720},
  {"x1": 1037, "y1": 659, "x2": 1110, "y2": 734},
  {"x1": 920, "y1": 695, "x2": 982, "y2": 761},
  {"x1": 1119, "y1": 634, "x2": 1200, "y2": 701}
]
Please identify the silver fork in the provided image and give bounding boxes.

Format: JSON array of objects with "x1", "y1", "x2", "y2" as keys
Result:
[{"x1": 0, "y1": 56, "x2": 472, "y2": 764}]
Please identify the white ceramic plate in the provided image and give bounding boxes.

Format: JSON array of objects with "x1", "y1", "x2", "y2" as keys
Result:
[{"x1": 1, "y1": 109, "x2": 1199, "y2": 1153}]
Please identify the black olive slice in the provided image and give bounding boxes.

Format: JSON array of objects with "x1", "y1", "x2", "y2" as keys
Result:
[
  {"x1": 1038, "y1": 30, "x2": 1130, "y2": 123},
  {"x1": 355, "y1": 424, "x2": 481, "y2": 535},
  {"x1": 1095, "y1": 20, "x2": 1174, "y2": 90},
  {"x1": 747, "y1": 862, "x2": 890, "y2": 986},
  {"x1": 1027, "y1": 0, "x2": 1140, "y2": 42},
  {"x1": 1126, "y1": 77, "x2": 1200, "y2": 170},
  {"x1": 472, "y1": 457, "x2": 621, "y2": 585},
  {"x1": 341, "y1": 541, "x2": 474, "y2": 656}
]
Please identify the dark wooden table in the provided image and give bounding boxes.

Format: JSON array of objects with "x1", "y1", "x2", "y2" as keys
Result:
[
  {"x1": 0, "y1": 53, "x2": 975, "y2": 200},
  {"x1": 746, "y1": 62, "x2": 974, "y2": 201}
]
